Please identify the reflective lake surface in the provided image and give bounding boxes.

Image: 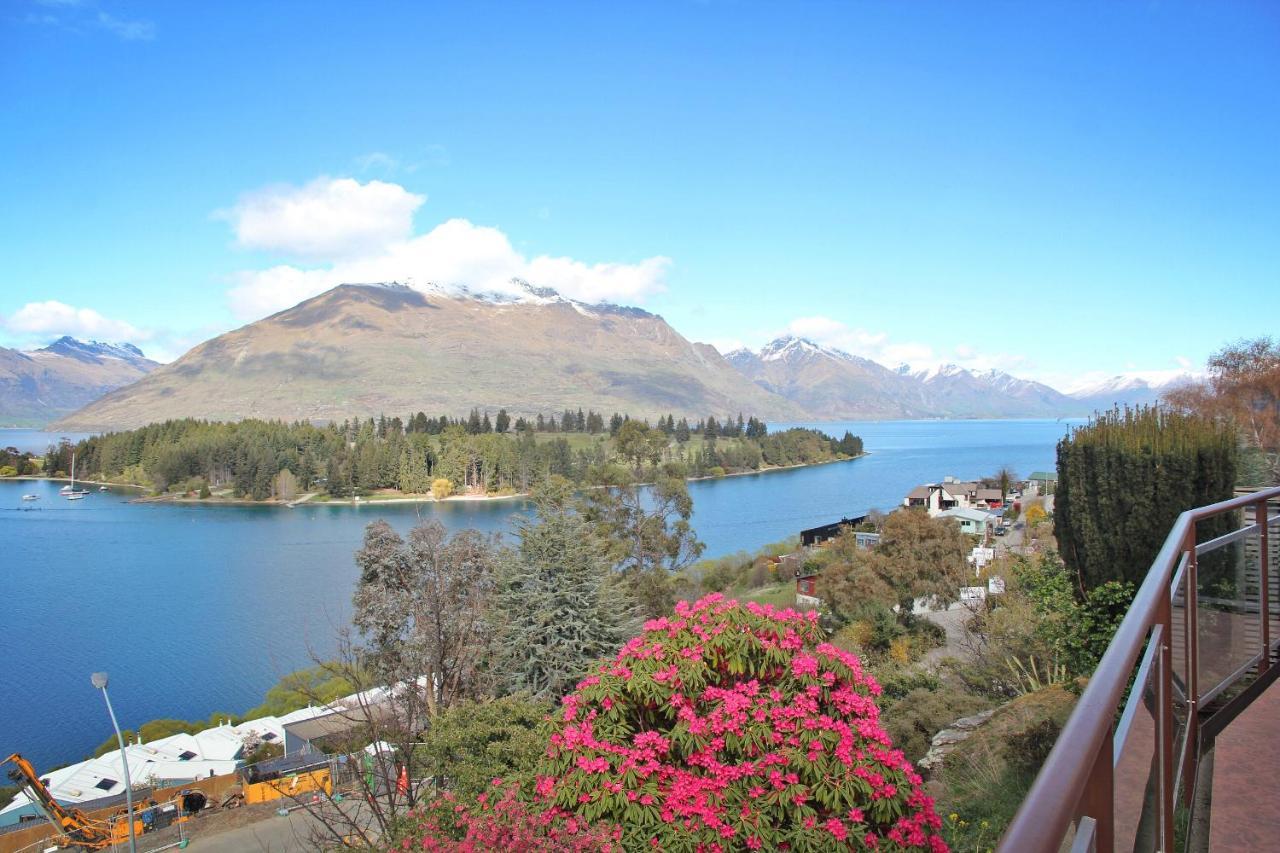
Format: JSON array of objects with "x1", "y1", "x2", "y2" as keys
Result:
[{"x1": 0, "y1": 419, "x2": 1077, "y2": 766}]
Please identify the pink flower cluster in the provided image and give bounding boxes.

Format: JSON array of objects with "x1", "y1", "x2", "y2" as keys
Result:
[
  {"x1": 404, "y1": 781, "x2": 621, "y2": 852},
  {"x1": 537, "y1": 594, "x2": 948, "y2": 851}
]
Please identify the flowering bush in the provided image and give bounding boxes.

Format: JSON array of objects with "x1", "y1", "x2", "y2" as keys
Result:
[
  {"x1": 536, "y1": 594, "x2": 947, "y2": 851},
  {"x1": 402, "y1": 780, "x2": 620, "y2": 851}
]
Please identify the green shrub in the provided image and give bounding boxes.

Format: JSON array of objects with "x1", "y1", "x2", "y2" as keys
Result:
[
  {"x1": 883, "y1": 685, "x2": 989, "y2": 764},
  {"x1": 416, "y1": 695, "x2": 551, "y2": 801}
]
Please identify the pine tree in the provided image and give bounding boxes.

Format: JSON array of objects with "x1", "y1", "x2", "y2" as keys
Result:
[
  {"x1": 490, "y1": 479, "x2": 630, "y2": 699},
  {"x1": 495, "y1": 409, "x2": 511, "y2": 434},
  {"x1": 675, "y1": 417, "x2": 691, "y2": 443}
]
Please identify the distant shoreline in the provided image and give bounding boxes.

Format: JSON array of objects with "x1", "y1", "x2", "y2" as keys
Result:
[
  {"x1": 8, "y1": 475, "x2": 146, "y2": 490},
  {"x1": 3, "y1": 454, "x2": 866, "y2": 507}
]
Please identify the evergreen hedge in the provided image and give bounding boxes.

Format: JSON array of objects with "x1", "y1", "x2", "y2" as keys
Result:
[{"x1": 1055, "y1": 406, "x2": 1237, "y2": 592}]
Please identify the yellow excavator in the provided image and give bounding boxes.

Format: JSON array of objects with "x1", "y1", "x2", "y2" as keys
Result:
[{"x1": 3, "y1": 753, "x2": 141, "y2": 849}]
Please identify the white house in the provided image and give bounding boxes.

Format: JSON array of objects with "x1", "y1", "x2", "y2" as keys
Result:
[
  {"x1": 905, "y1": 476, "x2": 989, "y2": 516},
  {"x1": 937, "y1": 507, "x2": 997, "y2": 536}
]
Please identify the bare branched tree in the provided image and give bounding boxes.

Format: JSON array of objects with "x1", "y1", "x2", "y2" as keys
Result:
[
  {"x1": 276, "y1": 518, "x2": 499, "y2": 849},
  {"x1": 352, "y1": 519, "x2": 498, "y2": 715}
]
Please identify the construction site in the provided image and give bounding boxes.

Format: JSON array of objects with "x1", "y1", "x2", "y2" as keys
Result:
[{"x1": 0, "y1": 682, "x2": 422, "y2": 853}]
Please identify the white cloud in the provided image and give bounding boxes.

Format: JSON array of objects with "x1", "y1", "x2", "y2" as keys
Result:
[
  {"x1": 223, "y1": 179, "x2": 672, "y2": 320},
  {"x1": 97, "y1": 11, "x2": 155, "y2": 41},
  {"x1": 4, "y1": 300, "x2": 147, "y2": 343},
  {"x1": 353, "y1": 146, "x2": 449, "y2": 175},
  {"x1": 219, "y1": 177, "x2": 425, "y2": 260},
  {"x1": 353, "y1": 152, "x2": 399, "y2": 173}
]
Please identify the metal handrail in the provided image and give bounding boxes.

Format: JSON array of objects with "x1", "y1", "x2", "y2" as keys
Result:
[{"x1": 1000, "y1": 486, "x2": 1280, "y2": 852}]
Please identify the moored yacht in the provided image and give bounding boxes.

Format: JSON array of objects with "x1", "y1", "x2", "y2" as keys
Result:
[{"x1": 63, "y1": 451, "x2": 89, "y2": 499}]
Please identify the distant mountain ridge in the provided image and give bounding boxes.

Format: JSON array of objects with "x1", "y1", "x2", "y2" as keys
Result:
[
  {"x1": 53, "y1": 282, "x2": 804, "y2": 431},
  {"x1": 726, "y1": 335, "x2": 1181, "y2": 419},
  {"x1": 40, "y1": 284, "x2": 1190, "y2": 430},
  {"x1": 0, "y1": 337, "x2": 157, "y2": 427},
  {"x1": 727, "y1": 337, "x2": 932, "y2": 419},
  {"x1": 1064, "y1": 373, "x2": 1193, "y2": 412}
]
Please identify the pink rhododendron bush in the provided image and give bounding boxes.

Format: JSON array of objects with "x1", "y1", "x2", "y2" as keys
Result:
[
  {"x1": 404, "y1": 781, "x2": 621, "y2": 852},
  {"x1": 536, "y1": 594, "x2": 948, "y2": 851}
]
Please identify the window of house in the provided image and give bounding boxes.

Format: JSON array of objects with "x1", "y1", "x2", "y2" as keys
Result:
[
  {"x1": 95, "y1": 778, "x2": 117, "y2": 791},
  {"x1": 178, "y1": 750, "x2": 197, "y2": 761}
]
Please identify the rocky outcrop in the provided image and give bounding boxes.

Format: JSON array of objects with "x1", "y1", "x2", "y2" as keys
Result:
[{"x1": 918, "y1": 708, "x2": 997, "y2": 775}]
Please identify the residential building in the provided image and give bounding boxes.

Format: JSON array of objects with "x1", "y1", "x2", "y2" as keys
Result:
[
  {"x1": 800, "y1": 515, "x2": 869, "y2": 547},
  {"x1": 0, "y1": 716, "x2": 287, "y2": 828},
  {"x1": 1027, "y1": 471, "x2": 1058, "y2": 494},
  {"x1": 974, "y1": 488, "x2": 1005, "y2": 509},
  {"x1": 937, "y1": 506, "x2": 997, "y2": 536}
]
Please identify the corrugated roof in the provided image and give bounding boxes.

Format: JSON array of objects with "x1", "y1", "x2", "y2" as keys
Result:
[{"x1": 938, "y1": 507, "x2": 997, "y2": 523}]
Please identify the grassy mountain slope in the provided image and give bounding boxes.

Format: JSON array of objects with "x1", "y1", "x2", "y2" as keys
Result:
[{"x1": 54, "y1": 284, "x2": 802, "y2": 431}]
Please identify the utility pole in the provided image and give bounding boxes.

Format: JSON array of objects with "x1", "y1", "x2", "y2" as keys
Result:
[{"x1": 91, "y1": 672, "x2": 137, "y2": 853}]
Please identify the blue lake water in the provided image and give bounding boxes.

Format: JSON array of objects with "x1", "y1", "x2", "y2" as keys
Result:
[{"x1": 0, "y1": 419, "x2": 1077, "y2": 767}]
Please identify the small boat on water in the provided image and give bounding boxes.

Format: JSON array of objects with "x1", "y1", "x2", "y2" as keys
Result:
[
  {"x1": 63, "y1": 451, "x2": 89, "y2": 499},
  {"x1": 22, "y1": 494, "x2": 40, "y2": 501},
  {"x1": 99, "y1": 485, "x2": 109, "y2": 492}
]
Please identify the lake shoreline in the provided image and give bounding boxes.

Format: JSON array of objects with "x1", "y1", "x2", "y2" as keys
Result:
[{"x1": 4, "y1": 453, "x2": 866, "y2": 508}]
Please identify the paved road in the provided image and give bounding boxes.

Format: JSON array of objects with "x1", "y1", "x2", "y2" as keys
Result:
[
  {"x1": 182, "y1": 801, "x2": 372, "y2": 853},
  {"x1": 182, "y1": 809, "x2": 318, "y2": 853},
  {"x1": 918, "y1": 603, "x2": 974, "y2": 669}
]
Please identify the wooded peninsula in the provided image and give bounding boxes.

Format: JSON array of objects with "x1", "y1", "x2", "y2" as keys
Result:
[{"x1": 45, "y1": 410, "x2": 864, "y2": 502}]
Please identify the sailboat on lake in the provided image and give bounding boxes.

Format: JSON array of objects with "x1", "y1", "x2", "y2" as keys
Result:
[{"x1": 63, "y1": 451, "x2": 89, "y2": 499}]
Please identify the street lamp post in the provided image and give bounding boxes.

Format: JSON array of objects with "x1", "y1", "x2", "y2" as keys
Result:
[{"x1": 91, "y1": 672, "x2": 137, "y2": 853}]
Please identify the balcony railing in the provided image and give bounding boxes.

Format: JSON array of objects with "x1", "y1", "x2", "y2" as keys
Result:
[{"x1": 1000, "y1": 486, "x2": 1280, "y2": 852}]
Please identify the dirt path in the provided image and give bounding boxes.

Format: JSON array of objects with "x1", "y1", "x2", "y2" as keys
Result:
[{"x1": 917, "y1": 604, "x2": 974, "y2": 670}]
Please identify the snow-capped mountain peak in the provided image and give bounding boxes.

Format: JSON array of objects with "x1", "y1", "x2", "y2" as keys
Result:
[
  {"x1": 915, "y1": 363, "x2": 967, "y2": 382},
  {"x1": 1065, "y1": 371, "x2": 1196, "y2": 399},
  {"x1": 36, "y1": 336, "x2": 149, "y2": 362},
  {"x1": 757, "y1": 335, "x2": 858, "y2": 364}
]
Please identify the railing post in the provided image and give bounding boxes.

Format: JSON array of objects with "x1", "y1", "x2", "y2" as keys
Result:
[
  {"x1": 1260, "y1": 499, "x2": 1271, "y2": 676},
  {"x1": 1182, "y1": 526, "x2": 1200, "y2": 809},
  {"x1": 1156, "y1": 593, "x2": 1175, "y2": 851},
  {"x1": 1079, "y1": 727, "x2": 1115, "y2": 853}
]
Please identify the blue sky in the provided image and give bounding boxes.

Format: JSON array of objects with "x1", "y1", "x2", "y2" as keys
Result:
[{"x1": 2, "y1": 1, "x2": 1277, "y2": 390}]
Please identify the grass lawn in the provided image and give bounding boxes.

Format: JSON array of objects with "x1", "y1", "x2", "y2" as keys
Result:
[{"x1": 736, "y1": 583, "x2": 799, "y2": 609}]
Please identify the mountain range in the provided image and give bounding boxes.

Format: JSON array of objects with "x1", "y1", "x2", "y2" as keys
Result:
[
  {"x1": 42, "y1": 282, "x2": 1193, "y2": 431},
  {"x1": 726, "y1": 336, "x2": 1191, "y2": 420},
  {"x1": 0, "y1": 337, "x2": 158, "y2": 428},
  {"x1": 52, "y1": 283, "x2": 803, "y2": 431}
]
